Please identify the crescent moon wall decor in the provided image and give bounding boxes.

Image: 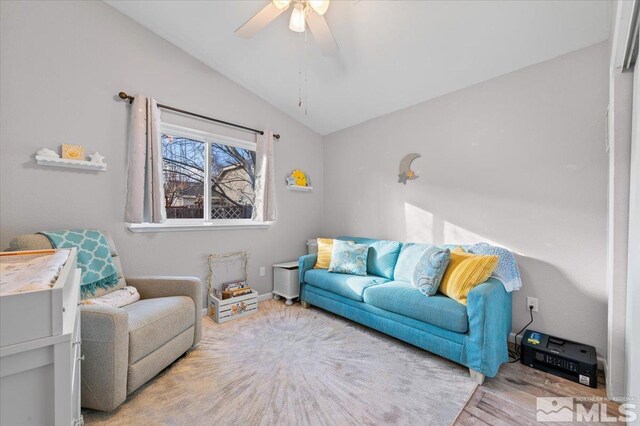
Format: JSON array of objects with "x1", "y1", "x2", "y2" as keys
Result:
[{"x1": 398, "y1": 153, "x2": 421, "y2": 184}]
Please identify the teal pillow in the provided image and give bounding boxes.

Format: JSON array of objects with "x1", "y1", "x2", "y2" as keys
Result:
[
  {"x1": 367, "y1": 240, "x2": 402, "y2": 279},
  {"x1": 328, "y1": 240, "x2": 369, "y2": 276},
  {"x1": 337, "y1": 237, "x2": 402, "y2": 279},
  {"x1": 393, "y1": 243, "x2": 433, "y2": 282},
  {"x1": 411, "y1": 246, "x2": 451, "y2": 296}
]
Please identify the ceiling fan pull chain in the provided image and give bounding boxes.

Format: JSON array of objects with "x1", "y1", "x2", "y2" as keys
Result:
[
  {"x1": 304, "y1": 28, "x2": 308, "y2": 116},
  {"x1": 298, "y1": 31, "x2": 303, "y2": 108}
]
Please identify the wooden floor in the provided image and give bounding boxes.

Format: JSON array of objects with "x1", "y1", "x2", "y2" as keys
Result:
[{"x1": 455, "y1": 358, "x2": 622, "y2": 425}]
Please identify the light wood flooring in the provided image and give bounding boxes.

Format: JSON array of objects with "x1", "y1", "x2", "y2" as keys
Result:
[{"x1": 455, "y1": 348, "x2": 621, "y2": 425}]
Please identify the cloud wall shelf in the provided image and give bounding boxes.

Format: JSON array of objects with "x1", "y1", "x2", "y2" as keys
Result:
[
  {"x1": 286, "y1": 185, "x2": 313, "y2": 192},
  {"x1": 36, "y1": 155, "x2": 107, "y2": 172}
]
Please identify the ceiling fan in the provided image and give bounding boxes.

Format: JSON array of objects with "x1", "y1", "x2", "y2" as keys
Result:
[{"x1": 235, "y1": 0, "x2": 338, "y2": 57}]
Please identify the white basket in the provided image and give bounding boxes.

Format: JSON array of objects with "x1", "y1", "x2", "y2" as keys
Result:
[{"x1": 208, "y1": 290, "x2": 258, "y2": 324}]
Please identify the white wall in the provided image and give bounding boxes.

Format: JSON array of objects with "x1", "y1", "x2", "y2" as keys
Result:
[
  {"x1": 606, "y1": 0, "x2": 634, "y2": 398},
  {"x1": 323, "y1": 42, "x2": 610, "y2": 355},
  {"x1": 0, "y1": 1, "x2": 323, "y2": 305},
  {"x1": 624, "y1": 66, "x2": 640, "y2": 423},
  {"x1": 0, "y1": 1, "x2": 615, "y2": 362}
]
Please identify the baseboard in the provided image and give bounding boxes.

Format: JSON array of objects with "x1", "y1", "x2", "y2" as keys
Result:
[
  {"x1": 201, "y1": 291, "x2": 274, "y2": 317},
  {"x1": 508, "y1": 332, "x2": 606, "y2": 371},
  {"x1": 257, "y1": 291, "x2": 273, "y2": 303}
]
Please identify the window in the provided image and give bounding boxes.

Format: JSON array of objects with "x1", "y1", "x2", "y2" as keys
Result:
[{"x1": 160, "y1": 124, "x2": 256, "y2": 223}]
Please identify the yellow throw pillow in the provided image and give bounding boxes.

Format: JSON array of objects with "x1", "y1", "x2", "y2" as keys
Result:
[
  {"x1": 314, "y1": 238, "x2": 334, "y2": 269},
  {"x1": 439, "y1": 247, "x2": 499, "y2": 305}
]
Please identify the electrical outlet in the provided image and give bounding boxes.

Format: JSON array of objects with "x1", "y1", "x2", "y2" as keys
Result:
[
  {"x1": 527, "y1": 297, "x2": 539, "y2": 312},
  {"x1": 259, "y1": 266, "x2": 266, "y2": 277}
]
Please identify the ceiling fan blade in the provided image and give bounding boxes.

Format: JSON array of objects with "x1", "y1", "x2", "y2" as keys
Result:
[
  {"x1": 306, "y1": 11, "x2": 339, "y2": 56},
  {"x1": 235, "y1": 2, "x2": 287, "y2": 39}
]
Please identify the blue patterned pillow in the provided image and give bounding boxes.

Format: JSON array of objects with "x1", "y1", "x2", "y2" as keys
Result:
[
  {"x1": 328, "y1": 240, "x2": 369, "y2": 276},
  {"x1": 411, "y1": 246, "x2": 451, "y2": 296},
  {"x1": 468, "y1": 243, "x2": 522, "y2": 292}
]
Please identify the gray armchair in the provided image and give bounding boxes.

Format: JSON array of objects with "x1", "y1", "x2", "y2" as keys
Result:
[{"x1": 9, "y1": 234, "x2": 202, "y2": 412}]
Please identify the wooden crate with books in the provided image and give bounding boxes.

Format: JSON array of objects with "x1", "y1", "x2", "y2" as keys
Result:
[{"x1": 207, "y1": 252, "x2": 258, "y2": 324}]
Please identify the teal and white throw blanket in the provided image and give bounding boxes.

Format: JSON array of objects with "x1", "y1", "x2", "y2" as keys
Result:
[
  {"x1": 40, "y1": 230, "x2": 119, "y2": 298},
  {"x1": 469, "y1": 243, "x2": 522, "y2": 292}
]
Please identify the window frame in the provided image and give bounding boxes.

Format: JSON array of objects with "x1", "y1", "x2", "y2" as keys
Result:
[{"x1": 128, "y1": 123, "x2": 267, "y2": 232}]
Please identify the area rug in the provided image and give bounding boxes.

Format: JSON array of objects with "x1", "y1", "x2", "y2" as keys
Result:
[{"x1": 84, "y1": 300, "x2": 477, "y2": 425}]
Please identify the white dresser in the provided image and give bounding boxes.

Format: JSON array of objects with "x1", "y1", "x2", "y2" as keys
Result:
[{"x1": 0, "y1": 248, "x2": 83, "y2": 425}]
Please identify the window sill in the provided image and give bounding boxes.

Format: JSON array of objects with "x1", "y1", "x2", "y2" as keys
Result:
[{"x1": 127, "y1": 220, "x2": 272, "y2": 233}]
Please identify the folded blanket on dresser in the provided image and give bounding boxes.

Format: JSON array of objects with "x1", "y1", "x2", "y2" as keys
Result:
[
  {"x1": 40, "y1": 229, "x2": 118, "y2": 298},
  {"x1": 0, "y1": 249, "x2": 70, "y2": 295}
]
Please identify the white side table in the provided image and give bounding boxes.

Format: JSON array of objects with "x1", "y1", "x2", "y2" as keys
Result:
[{"x1": 272, "y1": 261, "x2": 299, "y2": 306}]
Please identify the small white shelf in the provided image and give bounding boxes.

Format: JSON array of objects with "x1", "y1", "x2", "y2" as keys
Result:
[
  {"x1": 36, "y1": 156, "x2": 107, "y2": 172},
  {"x1": 286, "y1": 185, "x2": 313, "y2": 192}
]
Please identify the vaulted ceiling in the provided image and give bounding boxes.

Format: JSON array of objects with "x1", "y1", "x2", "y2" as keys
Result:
[{"x1": 107, "y1": 0, "x2": 610, "y2": 135}]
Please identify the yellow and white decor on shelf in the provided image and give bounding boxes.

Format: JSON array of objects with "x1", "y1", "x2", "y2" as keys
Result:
[
  {"x1": 61, "y1": 144, "x2": 85, "y2": 160},
  {"x1": 285, "y1": 169, "x2": 313, "y2": 192},
  {"x1": 35, "y1": 145, "x2": 107, "y2": 171}
]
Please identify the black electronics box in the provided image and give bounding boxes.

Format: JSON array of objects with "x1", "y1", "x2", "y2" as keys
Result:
[{"x1": 521, "y1": 330, "x2": 597, "y2": 388}]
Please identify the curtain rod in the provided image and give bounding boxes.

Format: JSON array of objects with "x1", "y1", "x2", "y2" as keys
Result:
[{"x1": 117, "y1": 92, "x2": 280, "y2": 140}]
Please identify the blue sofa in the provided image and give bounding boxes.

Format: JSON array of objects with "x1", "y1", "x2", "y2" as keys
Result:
[{"x1": 298, "y1": 237, "x2": 512, "y2": 383}]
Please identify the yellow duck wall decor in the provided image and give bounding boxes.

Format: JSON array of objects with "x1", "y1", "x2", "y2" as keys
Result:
[{"x1": 286, "y1": 169, "x2": 311, "y2": 187}]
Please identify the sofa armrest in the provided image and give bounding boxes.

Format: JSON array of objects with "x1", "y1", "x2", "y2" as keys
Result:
[
  {"x1": 298, "y1": 254, "x2": 317, "y2": 302},
  {"x1": 126, "y1": 276, "x2": 202, "y2": 346},
  {"x1": 80, "y1": 305, "x2": 129, "y2": 411},
  {"x1": 463, "y1": 278, "x2": 512, "y2": 377},
  {"x1": 299, "y1": 254, "x2": 317, "y2": 284}
]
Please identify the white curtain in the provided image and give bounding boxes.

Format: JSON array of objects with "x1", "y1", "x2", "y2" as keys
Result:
[
  {"x1": 253, "y1": 130, "x2": 276, "y2": 222},
  {"x1": 125, "y1": 95, "x2": 166, "y2": 224}
]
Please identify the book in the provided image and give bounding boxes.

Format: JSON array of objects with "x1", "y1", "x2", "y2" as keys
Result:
[
  {"x1": 222, "y1": 280, "x2": 249, "y2": 292},
  {"x1": 222, "y1": 287, "x2": 252, "y2": 300}
]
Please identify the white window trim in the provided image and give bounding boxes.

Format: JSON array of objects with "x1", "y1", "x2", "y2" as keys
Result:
[
  {"x1": 161, "y1": 123, "x2": 257, "y2": 151},
  {"x1": 155, "y1": 123, "x2": 261, "y2": 230},
  {"x1": 127, "y1": 219, "x2": 272, "y2": 233}
]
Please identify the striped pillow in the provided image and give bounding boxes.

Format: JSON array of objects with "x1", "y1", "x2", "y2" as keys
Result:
[
  {"x1": 314, "y1": 238, "x2": 334, "y2": 269},
  {"x1": 439, "y1": 247, "x2": 499, "y2": 305}
]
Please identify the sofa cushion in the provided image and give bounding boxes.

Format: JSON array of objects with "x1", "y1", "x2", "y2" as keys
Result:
[
  {"x1": 304, "y1": 269, "x2": 389, "y2": 301},
  {"x1": 123, "y1": 296, "x2": 195, "y2": 364},
  {"x1": 393, "y1": 243, "x2": 434, "y2": 282},
  {"x1": 363, "y1": 281, "x2": 468, "y2": 333},
  {"x1": 337, "y1": 236, "x2": 402, "y2": 279},
  {"x1": 411, "y1": 246, "x2": 451, "y2": 296},
  {"x1": 328, "y1": 240, "x2": 369, "y2": 276},
  {"x1": 314, "y1": 238, "x2": 334, "y2": 269},
  {"x1": 439, "y1": 247, "x2": 499, "y2": 306}
]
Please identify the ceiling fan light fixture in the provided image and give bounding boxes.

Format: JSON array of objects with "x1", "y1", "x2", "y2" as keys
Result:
[
  {"x1": 308, "y1": 0, "x2": 330, "y2": 16},
  {"x1": 272, "y1": 0, "x2": 292, "y2": 10},
  {"x1": 289, "y1": 3, "x2": 306, "y2": 33}
]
